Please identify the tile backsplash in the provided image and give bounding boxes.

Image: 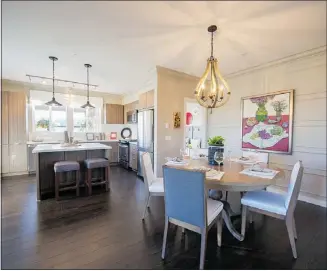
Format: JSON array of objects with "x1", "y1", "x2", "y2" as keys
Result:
[{"x1": 28, "y1": 124, "x2": 138, "y2": 142}]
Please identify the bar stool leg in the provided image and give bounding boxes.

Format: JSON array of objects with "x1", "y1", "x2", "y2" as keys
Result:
[
  {"x1": 88, "y1": 168, "x2": 92, "y2": 196},
  {"x1": 76, "y1": 170, "x2": 80, "y2": 197},
  {"x1": 107, "y1": 165, "x2": 110, "y2": 191},
  {"x1": 104, "y1": 166, "x2": 109, "y2": 192},
  {"x1": 55, "y1": 172, "x2": 60, "y2": 200}
]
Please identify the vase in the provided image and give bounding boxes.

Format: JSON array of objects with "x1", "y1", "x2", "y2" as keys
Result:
[
  {"x1": 276, "y1": 110, "x2": 282, "y2": 122},
  {"x1": 208, "y1": 145, "x2": 224, "y2": 165},
  {"x1": 255, "y1": 104, "x2": 268, "y2": 122}
]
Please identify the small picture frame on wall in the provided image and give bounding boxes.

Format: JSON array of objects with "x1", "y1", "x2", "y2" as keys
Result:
[
  {"x1": 173, "y1": 112, "x2": 181, "y2": 128},
  {"x1": 241, "y1": 89, "x2": 294, "y2": 154}
]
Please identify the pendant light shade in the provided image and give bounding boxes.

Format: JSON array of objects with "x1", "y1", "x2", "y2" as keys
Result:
[
  {"x1": 45, "y1": 56, "x2": 62, "y2": 107},
  {"x1": 194, "y1": 25, "x2": 231, "y2": 110},
  {"x1": 81, "y1": 64, "x2": 95, "y2": 109}
]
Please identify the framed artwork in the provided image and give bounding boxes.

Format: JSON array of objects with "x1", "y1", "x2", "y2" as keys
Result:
[
  {"x1": 173, "y1": 112, "x2": 181, "y2": 128},
  {"x1": 241, "y1": 89, "x2": 294, "y2": 154}
]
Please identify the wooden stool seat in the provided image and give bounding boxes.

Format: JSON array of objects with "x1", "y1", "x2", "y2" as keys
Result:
[
  {"x1": 54, "y1": 161, "x2": 80, "y2": 200},
  {"x1": 84, "y1": 158, "x2": 110, "y2": 196}
]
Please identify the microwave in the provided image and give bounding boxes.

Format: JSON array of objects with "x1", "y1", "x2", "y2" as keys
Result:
[{"x1": 127, "y1": 110, "x2": 137, "y2": 123}]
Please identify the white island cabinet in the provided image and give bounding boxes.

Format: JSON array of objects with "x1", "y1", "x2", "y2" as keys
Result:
[{"x1": 32, "y1": 143, "x2": 112, "y2": 200}]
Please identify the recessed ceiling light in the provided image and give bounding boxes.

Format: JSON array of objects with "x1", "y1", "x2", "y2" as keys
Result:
[{"x1": 42, "y1": 80, "x2": 47, "y2": 84}]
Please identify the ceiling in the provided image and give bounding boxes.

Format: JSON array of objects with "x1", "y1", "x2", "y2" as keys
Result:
[{"x1": 2, "y1": 1, "x2": 326, "y2": 95}]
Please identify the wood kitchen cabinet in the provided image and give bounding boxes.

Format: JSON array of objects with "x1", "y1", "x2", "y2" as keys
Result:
[
  {"x1": 138, "y1": 90, "x2": 154, "y2": 110},
  {"x1": 124, "y1": 101, "x2": 139, "y2": 124},
  {"x1": 1, "y1": 91, "x2": 27, "y2": 174},
  {"x1": 106, "y1": 104, "x2": 124, "y2": 124}
]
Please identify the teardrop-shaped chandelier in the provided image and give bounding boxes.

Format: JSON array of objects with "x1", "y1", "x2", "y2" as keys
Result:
[
  {"x1": 81, "y1": 64, "x2": 95, "y2": 109},
  {"x1": 45, "y1": 56, "x2": 63, "y2": 106},
  {"x1": 194, "y1": 25, "x2": 231, "y2": 110}
]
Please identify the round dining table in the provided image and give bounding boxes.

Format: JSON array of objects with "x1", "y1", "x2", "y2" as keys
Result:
[{"x1": 165, "y1": 158, "x2": 285, "y2": 242}]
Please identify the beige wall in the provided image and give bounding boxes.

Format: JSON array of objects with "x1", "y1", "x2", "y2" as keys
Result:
[
  {"x1": 155, "y1": 66, "x2": 201, "y2": 177},
  {"x1": 208, "y1": 47, "x2": 327, "y2": 207}
]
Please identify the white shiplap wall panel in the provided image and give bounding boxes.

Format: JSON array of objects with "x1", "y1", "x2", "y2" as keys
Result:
[{"x1": 208, "y1": 49, "x2": 327, "y2": 207}]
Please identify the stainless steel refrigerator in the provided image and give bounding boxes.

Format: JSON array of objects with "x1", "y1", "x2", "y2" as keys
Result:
[{"x1": 137, "y1": 109, "x2": 154, "y2": 178}]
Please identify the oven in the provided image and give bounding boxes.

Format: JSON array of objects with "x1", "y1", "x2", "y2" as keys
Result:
[{"x1": 126, "y1": 110, "x2": 137, "y2": 124}]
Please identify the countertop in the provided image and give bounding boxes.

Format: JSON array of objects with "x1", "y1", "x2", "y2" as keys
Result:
[
  {"x1": 27, "y1": 140, "x2": 120, "y2": 145},
  {"x1": 32, "y1": 143, "x2": 112, "y2": 153}
]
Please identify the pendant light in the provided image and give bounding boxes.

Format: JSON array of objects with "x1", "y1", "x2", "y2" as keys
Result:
[
  {"x1": 194, "y1": 25, "x2": 231, "y2": 111},
  {"x1": 45, "y1": 56, "x2": 63, "y2": 106},
  {"x1": 81, "y1": 64, "x2": 95, "y2": 109}
]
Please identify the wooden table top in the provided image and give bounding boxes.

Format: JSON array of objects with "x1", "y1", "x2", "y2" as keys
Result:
[{"x1": 165, "y1": 158, "x2": 284, "y2": 192}]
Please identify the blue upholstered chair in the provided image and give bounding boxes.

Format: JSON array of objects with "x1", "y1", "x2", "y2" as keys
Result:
[
  {"x1": 241, "y1": 161, "x2": 304, "y2": 258},
  {"x1": 162, "y1": 166, "x2": 224, "y2": 269}
]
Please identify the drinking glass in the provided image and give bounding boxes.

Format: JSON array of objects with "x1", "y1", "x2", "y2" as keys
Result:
[
  {"x1": 180, "y1": 148, "x2": 187, "y2": 160},
  {"x1": 214, "y1": 151, "x2": 224, "y2": 172}
]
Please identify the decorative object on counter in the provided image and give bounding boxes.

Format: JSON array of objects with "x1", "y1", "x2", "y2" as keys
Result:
[
  {"x1": 207, "y1": 136, "x2": 225, "y2": 165},
  {"x1": 194, "y1": 25, "x2": 231, "y2": 112},
  {"x1": 81, "y1": 64, "x2": 95, "y2": 109},
  {"x1": 110, "y1": 132, "x2": 117, "y2": 140},
  {"x1": 241, "y1": 89, "x2": 294, "y2": 154},
  {"x1": 173, "y1": 112, "x2": 181, "y2": 128},
  {"x1": 86, "y1": 133, "x2": 94, "y2": 141},
  {"x1": 45, "y1": 56, "x2": 63, "y2": 107},
  {"x1": 121, "y1": 127, "x2": 132, "y2": 139}
]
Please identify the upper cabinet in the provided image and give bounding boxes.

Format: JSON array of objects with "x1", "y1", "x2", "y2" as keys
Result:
[
  {"x1": 138, "y1": 90, "x2": 154, "y2": 110},
  {"x1": 106, "y1": 104, "x2": 124, "y2": 124},
  {"x1": 123, "y1": 101, "x2": 139, "y2": 124}
]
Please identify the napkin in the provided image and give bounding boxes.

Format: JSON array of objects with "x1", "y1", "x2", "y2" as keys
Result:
[
  {"x1": 230, "y1": 157, "x2": 257, "y2": 165},
  {"x1": 206, "y1": 170, "x2": 225, "y2": 180},
  {"x1": 165, "y1": 160, "x2": 189, "y2": 166},
  {"x1": 240, "y1": 168, "x2": 279, "y2": 179}
]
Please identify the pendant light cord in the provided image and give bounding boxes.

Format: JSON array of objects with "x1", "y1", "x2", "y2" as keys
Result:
[
  {"x1": 52, "y1": 58, "x2": 55, "y2": 98},
  {"x1": 210, "y1": 31, "x2": 214, "y2": 58},
  {"x1": 87, "y1": 66, "x2": 90, "y2": 102}
]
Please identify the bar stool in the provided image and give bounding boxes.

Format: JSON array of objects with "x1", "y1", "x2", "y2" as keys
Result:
[
  {"x1": 84, "y1": 158, "x2": 110, "y2": 195},
  {"x1": 54, "y1": 161, "x2": 80, "y2": 200}
]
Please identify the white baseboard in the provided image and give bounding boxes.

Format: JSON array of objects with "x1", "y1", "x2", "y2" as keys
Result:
[
  {"x1": 1, "y1": 171, "x2": 29, "y2": 178},
  {"x1": 267, "y1": 185, "x2": 326, "y2": 208}
]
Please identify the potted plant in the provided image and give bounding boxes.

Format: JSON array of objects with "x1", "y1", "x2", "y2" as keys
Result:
[{"x1": 207, "y1": 136, "x2": 225, "y2": 165}]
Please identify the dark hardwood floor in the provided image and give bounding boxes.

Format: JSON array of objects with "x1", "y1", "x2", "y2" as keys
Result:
[{"x1": 1, "y1": 167, "x2": 326, "y2": 269}]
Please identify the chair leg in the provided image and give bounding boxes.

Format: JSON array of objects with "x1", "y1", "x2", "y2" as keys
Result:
[
  {"x1": 199, "y1": 229, "x2": 207, "y2": 270},
  {"x1": 87, "y1": 168, "x2": 92, "y2": 196},
  {"x1": 161, "y1": 216, "x2": 169, "y2": 259},
  {"x1": 104, "y1": 166, "x2": 109, "y2": 192},
  {"x1": 286, "y1": 218, "x2": 298, "y2": 258},
  {"x1": 241, "y1": 205, "x2": 247, "y2": 238},
  {"x1": 217, "y1": 212, "x2": 223, "y2": 247},
  {"x1": 76, "y1": 170, "x2": 80, "y2": 197},
  {"x1": 107, "y1": 165, "x2": 111, "y2": 191},
  {"x1": 55, "y1": 173, "x2": 60, "y2": 201},
  {"x1": 293, "y1": 216, "x2": 297, "y2": 240},
  {"x1": 225, "y1": 191, "x2": 229, "y2": 202},
  {"x1": 142, "y1": 194, "x2": 150, "y2": 220}
]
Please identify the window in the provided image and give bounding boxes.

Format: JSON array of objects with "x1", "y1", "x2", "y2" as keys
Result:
[
  {"x1": 73, "y1": 108, "x2": 98, "y2": 132},
  {"x1": 73, "y1": 108, "x2": 86, "y2": 132},
  {"x1": 34, "y1": 105, "x2": 67, "y2": 132}
]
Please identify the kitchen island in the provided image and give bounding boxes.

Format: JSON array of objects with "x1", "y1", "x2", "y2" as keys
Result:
[{"x1": 32, "y1": 143, "x2": 112, "y2": 200}]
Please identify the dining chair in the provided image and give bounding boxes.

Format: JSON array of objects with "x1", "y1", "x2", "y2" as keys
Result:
[
  {"x1": 240, "y1": 160, "x2": 304, "y2": 258},
  {"x1": 141, "y1": 152, "x2": 164, "y2": 220},
  {"x1": 162, "y1": 166, "x2": 224, "y2": 269},
  {"x1": 242, "y1": 150, "x2": 269, "y2": 164}
]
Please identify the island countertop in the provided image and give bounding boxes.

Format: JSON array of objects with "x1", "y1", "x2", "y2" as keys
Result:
[{"x1": 32, "y1": 143, "x2": 112, "y2": 153}]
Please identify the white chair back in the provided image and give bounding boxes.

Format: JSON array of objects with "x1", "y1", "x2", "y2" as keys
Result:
[
  {"x1": 285, "y1": 161, "x2": 304, "y2": 214},
  {"x1": 242, "y1": 150, "x2": 269, "y2": 164},
  {"x1": 142, "y1": 152, "x2": 155, "y2": 190}
]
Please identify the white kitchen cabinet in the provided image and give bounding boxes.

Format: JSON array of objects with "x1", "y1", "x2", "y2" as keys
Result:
[{"x1": 10, "y1": 144, "x2": 28, "y2": 173}]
